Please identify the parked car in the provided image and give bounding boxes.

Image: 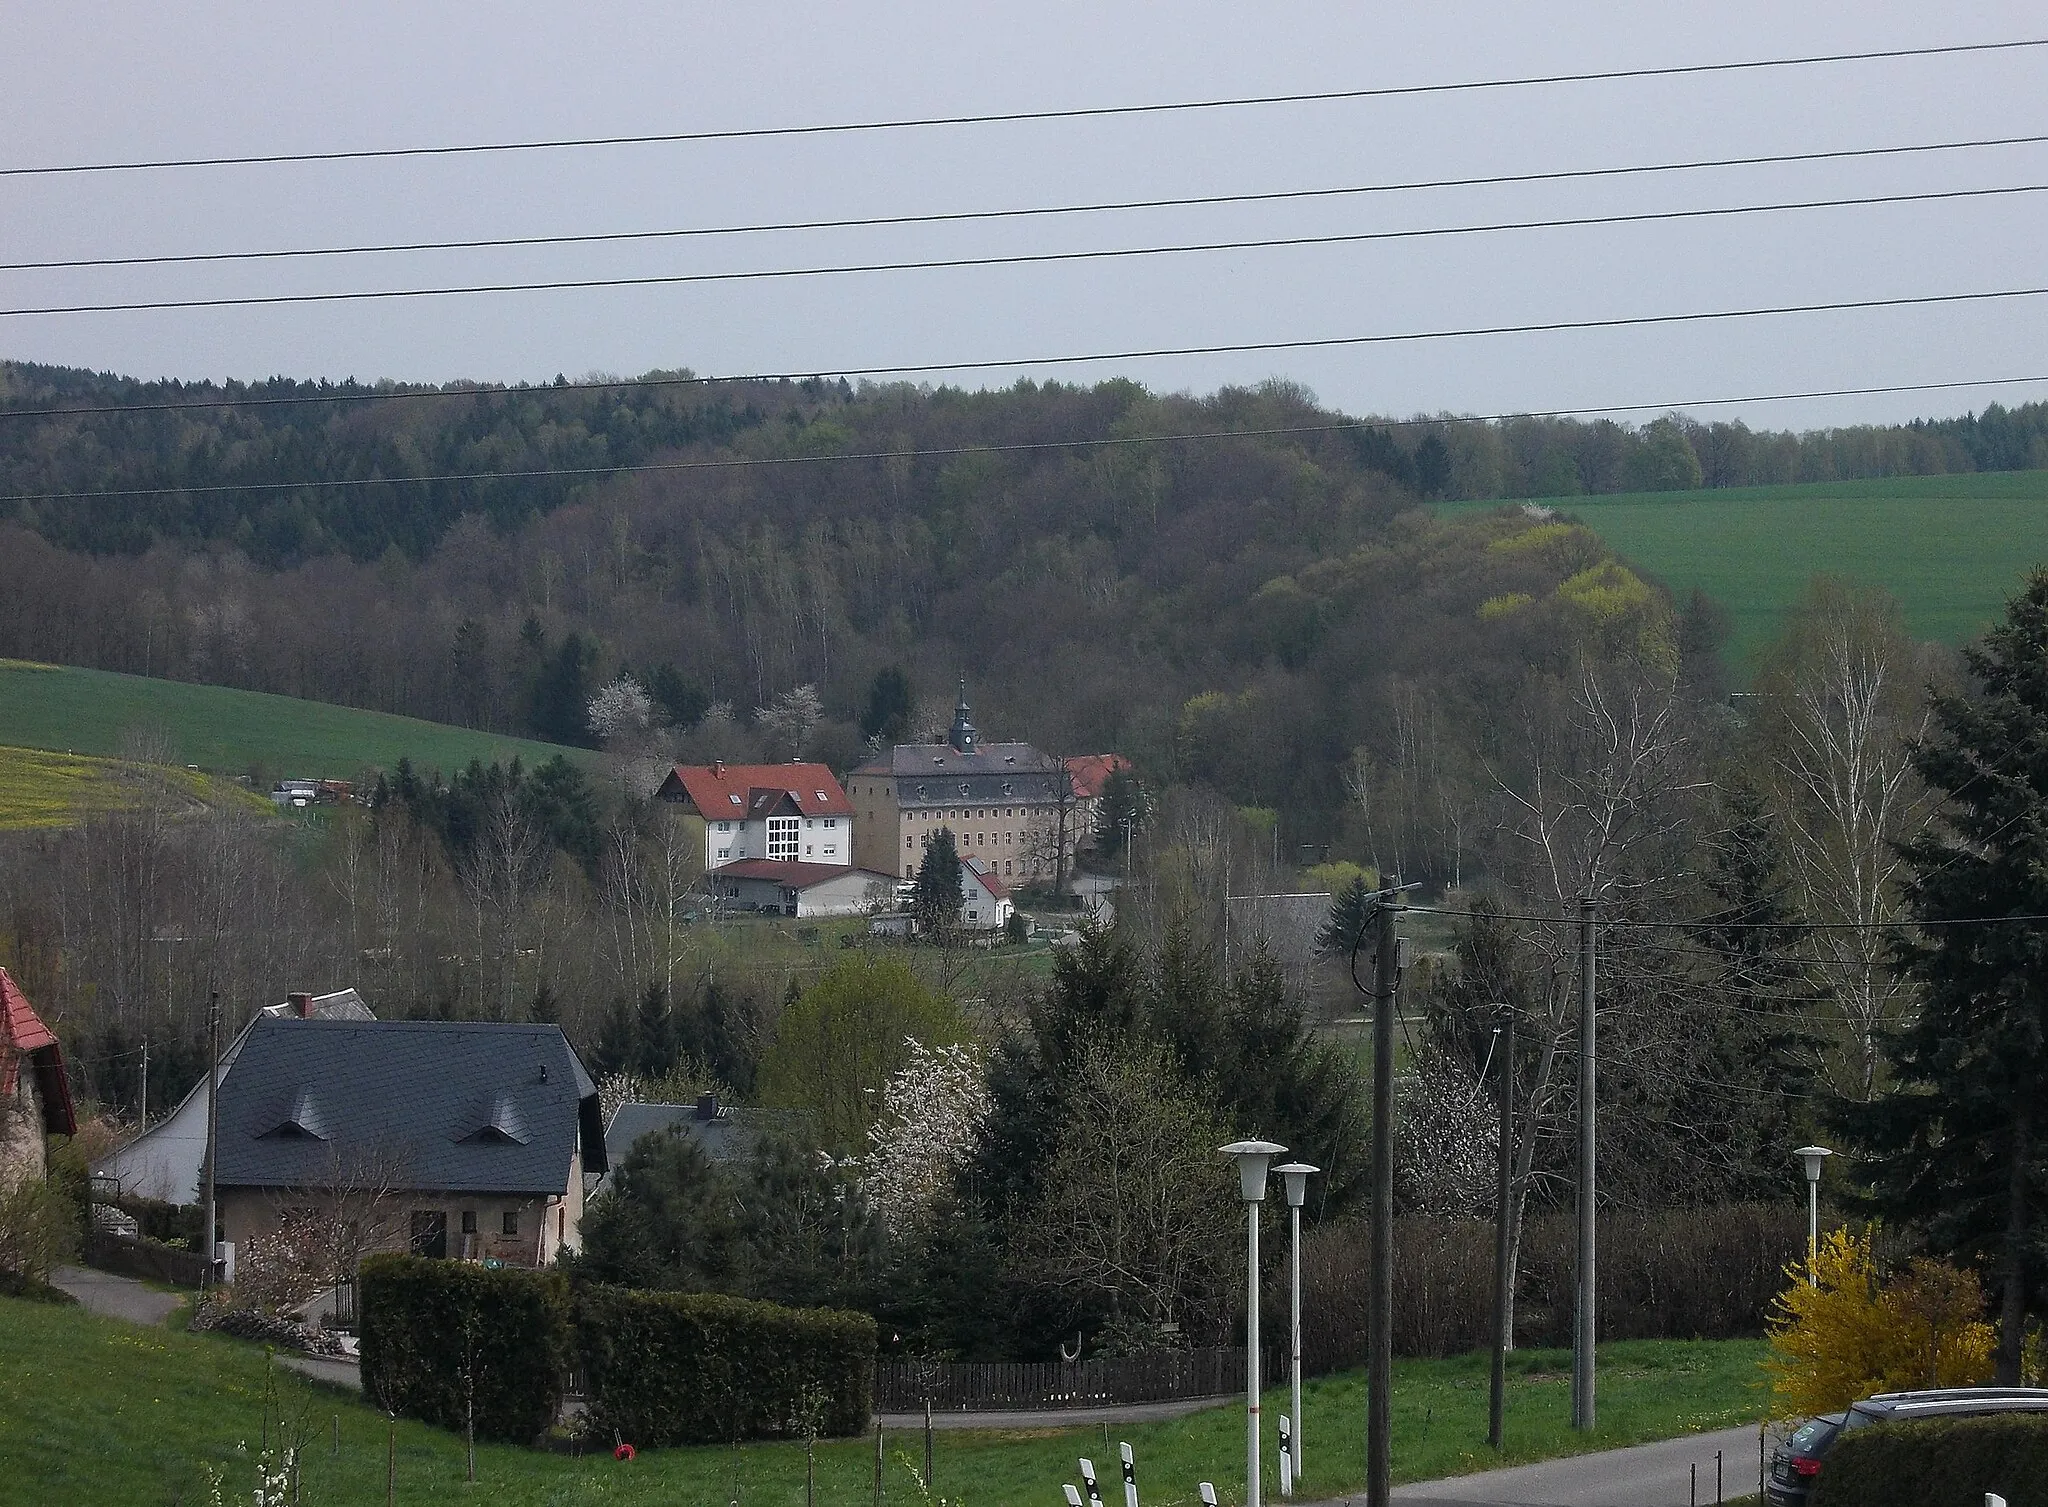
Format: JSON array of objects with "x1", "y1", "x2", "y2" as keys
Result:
[{"x1": 1765, "y1": 1388, "x2": 2048, "y2": 1505}]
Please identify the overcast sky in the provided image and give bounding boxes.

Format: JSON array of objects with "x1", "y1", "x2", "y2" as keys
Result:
[{"x1": 5, "y1": 2, "x2": 2046, "y2": 430}]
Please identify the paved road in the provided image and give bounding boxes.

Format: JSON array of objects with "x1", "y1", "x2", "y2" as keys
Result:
[
  {"x1": 879, "y1": 1396, "x2": 1224, "y2": 1431},
  {"x1": 1361, "y1": 1423, "x2": 1767, "y2": 1507},
  {"x1": 51, "y1": 1265, "x2": 184, "y2": 1326}
]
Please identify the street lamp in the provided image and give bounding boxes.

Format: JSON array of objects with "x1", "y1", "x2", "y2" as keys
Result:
[
  {"x1": 1796, "y1": 1145, "x2": 1833, "y2": 1284},
  {"x1": 1222, "y1": 1139, "x2": 1287, "y2": 1507},
  {"x1": 1274, "y1": 1162, "x2": 1318, "y2": 1494}
]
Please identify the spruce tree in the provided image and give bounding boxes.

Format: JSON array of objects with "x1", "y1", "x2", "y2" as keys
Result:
[
  {"x1": 590, "y1": 994, "x2": 638, "y2": 1079},
  {"x1": 635, "y1": 981, "x2": 677, "y2": 1079},
  {"x1": 911, "y1": 828, "x2": 963, "y2": 940},
  {"x1": 1316, "y1": 874, "x2": 1377, "y2": 959},
  {"x1": 1848, "y1": 570, "x2": 2048, "y2": 1381}
]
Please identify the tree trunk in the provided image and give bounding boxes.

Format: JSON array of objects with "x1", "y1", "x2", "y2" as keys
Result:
[{"x1": 1998, "y1": 1097, "x2": 2032, "y2": 1385}]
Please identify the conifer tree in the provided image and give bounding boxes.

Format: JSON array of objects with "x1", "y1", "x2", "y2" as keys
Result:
[
  {"x1": 1849, "y1": 570, "x2": 2048, "y2": 1382},
  {"x1": 911, "y1": 828, "x2": 963, "y2": 940}
]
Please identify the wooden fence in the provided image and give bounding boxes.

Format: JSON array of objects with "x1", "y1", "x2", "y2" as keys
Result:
[
  {"x1": 85, "y1": 1231, "x2": 210, "y2": 1288},
  {"x1": 875, "y1": 1344, "x2": 1291, "y2": 1412}
]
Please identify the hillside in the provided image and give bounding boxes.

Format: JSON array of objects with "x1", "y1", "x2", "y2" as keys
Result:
[
  {"x1": 1445, "y1": 469, "x2": 2048, "y2": 669},
  {"x1": 0, "y1": 744, "x2": 265, "y2": 830},
  {"x1": 0, "y1": 659, "x2": 591, "y2": 780}
]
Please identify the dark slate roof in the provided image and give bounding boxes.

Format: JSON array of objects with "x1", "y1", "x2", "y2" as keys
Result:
[
  {"x1": 854, "y1": 742, "x2": 1066, "y2": 806},
  {"x1": 597, "y1": 1100, "x2": 804, "y2": 1194},
  {"x1": 213, "y1": 1018, "x2": 605, "y2": 1196}
]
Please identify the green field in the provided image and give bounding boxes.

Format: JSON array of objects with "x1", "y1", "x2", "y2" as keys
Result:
[
  {"x1": 0, "y1": 659, "x2": 590, "y2": 780},
  {"x1": 0, "y1": 1294, "x2": 1771, "y2": 1507},
  {"x1": 1444, "y1": 468, "x2": 2048, "y2": 671}
]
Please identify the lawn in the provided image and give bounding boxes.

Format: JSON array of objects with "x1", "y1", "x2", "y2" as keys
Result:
[
  {"x1": 0, "y1": 1294, "x2": 1770, "y2": 1507},
  {"x1": 1439, "y1": 468, "x2": 2048, "y2": 672},
  {"x1": 0, "y1": 658, "x2": 590, "y2": 780},
  {"x1": 0, "y1": 744, "x2": 265, "y2": 830}
]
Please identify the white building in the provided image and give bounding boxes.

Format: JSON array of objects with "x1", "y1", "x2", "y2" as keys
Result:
[
  {"x1": 707, "y1": 859, "x2": 898, "y2": 917},
  {"x1": 654, "y1": 761, "x2": 854, "y2": 872}
]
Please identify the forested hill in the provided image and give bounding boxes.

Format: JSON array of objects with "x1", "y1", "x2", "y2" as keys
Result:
[
  {"x1": 0, "y1": 356, "x2": 2035, "y2": 844},
  {"x1": 7, "y1": 359, "x2": 2048, "y2": 566}
]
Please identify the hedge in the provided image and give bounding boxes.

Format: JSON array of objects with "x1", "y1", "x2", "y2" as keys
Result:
[
  {"x1": 1811, "y1": 1414, "x2": 2048, "y2": 1507},
  {"x1": 357, "y1": 1255, "x2": 571, "y2": 1444},
  {"x1": 575, "y1": 1284, "x2": 876, "y2": 1447}
]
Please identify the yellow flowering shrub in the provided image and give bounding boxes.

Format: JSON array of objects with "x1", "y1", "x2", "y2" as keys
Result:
[{"x1": 1765, "y1": 1227, "x2": 1996, "y2": 1417}]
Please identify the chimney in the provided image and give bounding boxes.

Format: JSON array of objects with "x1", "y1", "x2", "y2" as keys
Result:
[
  {"x1": 695, "y1": 1092, "x2": 719, "y2": 1121},
  {"x1": 712, "y1": 759, "x2": 726, "y2": 778},
  {"x1": 288, "y1": 992, "x2": 313, "y2": 1019}
]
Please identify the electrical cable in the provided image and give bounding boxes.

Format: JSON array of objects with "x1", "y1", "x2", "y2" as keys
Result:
[
  {"x1": 8, "y1": 37, "x2": 2043, "y2": 177},
  {"x1": 9, "y1": 181, "x2": 2044, "y2": 318},
  {"x1": 7, "y1": 369, "x2": 2048, "y2": 505},
  {"x1": 12, "y1": 131, "x2": 2047, "y2": 274},
  {"x1": 1407, "y1": 904, "x2": 2048, "y2": 930}
]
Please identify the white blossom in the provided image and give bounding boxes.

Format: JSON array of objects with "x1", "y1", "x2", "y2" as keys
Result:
[
  {"x1": 859, "y1": 1038, "x2": 990, "y2": 1233},
  {"x1": 1395, "y1": 1046, "x2": 1499, "y2": 1217},
  {"x1": 587, "y1": 676, "x2": 654, "y2": 743}
]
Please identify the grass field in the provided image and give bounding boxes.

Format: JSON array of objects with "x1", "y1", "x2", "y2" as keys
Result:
[
  {"x1": 1442, "y1": 468, "x2": 2048, "y2": 671},
  {"x1": 0, "y1": 744, "x2": 266, "y2": 830},
  {"x1": 0, "y1": 1294, "x2": 1771, "y2": 1507},
  {"x1": 0, "y1": 659, "x2": 590, "y2": 779}
]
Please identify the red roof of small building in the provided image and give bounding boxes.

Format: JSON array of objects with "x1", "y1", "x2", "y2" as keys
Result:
[
  {"x1": 657, "y1": 762, "x2": 853, "y2": 818},
  {"x1": 0, "y1": 966, "x2": 76, "y2": 1137},
  {"x1": 713, "y1": 859, "x2": 891, "y2": 890},
  {"x1": 964, "y1": 856, "x2": 1009, "y2": 900},
  {"x1": 1064, "y1": 753, "x2": 1131, "y2": 800}
]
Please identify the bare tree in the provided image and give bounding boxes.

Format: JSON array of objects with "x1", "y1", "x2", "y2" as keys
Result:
[{"x1": 1752, "y1": 580, "x2": 1937, "y2": 1099}]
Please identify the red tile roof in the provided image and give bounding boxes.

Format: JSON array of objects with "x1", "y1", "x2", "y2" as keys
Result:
[
  {"x1": 964, "y1": 856, "x2": 1009, "y2": 900},
  {"x1": 658, "y1": 762, "x2": 853, "y2": 818},
  {"x1": 0, "y1": 966, "x2": 75, "y2": 1136},
  {"x1": 713, "y1": 858, "x2": 891, "y2": 890},
  {"x1": 1064, "y1": 753, "x2": 1131, "y2": 800}
]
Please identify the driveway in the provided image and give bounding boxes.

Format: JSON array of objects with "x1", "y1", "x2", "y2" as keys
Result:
[
  {"x1": 51, "y1": 1265, "x2": 184, "y2": 1326},
  {"x1": 1372, "y1": 1423, "x2": 1766, "y2": 1507}
]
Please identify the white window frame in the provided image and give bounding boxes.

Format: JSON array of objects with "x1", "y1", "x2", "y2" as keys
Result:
[{"x1": 767, "y1": 816, "x2": 799, "y2": 861}]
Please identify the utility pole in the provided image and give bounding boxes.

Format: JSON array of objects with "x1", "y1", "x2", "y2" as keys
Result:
[
  {"x1": 1571, "y1": 896, "x2": 1597, "y2": 1431},
  {"x1": 139, "y1": 1036, "x2": 149, "y2": 1130},
  {"x1": 202, "y1": 991, "x2": 220, "y2": 1290},
  {"x1": 1367, "y1": 877, "x2": 1403, "y2": 1507},
  {"x1": 1489, "y1": 1009, "x2": 1515, "y2": 1451}
]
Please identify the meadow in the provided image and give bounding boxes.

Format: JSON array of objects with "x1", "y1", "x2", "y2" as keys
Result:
[
  {"x1": 0, "y1": 1295, "x2": 1771, "y2": 1507},
  {"x1": 0, "y1": 659, "x2": 590, "y2": 780},
  {"x1": 1443, "y1": 468, "x2": 2048, "y2": 671},
  {"x1": 0, "y1": 744, "x2": 262, "y2": 831}
]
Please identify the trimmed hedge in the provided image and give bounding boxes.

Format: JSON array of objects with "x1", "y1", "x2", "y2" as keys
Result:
[
  {"x1": 1811, "y1": 1414, "x2": 2048, "y2": 1507},
  {"x1": 357, "y1": 1255, "x2": 571, "y2": 1444},
  {"x1": 575, "y1": 1284, "x2": 876, "y2": 1447}
]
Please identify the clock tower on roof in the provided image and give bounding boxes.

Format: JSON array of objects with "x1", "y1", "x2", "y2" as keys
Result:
[{"x1": 948, "y1": 678, "x2": 978, "y2": 753}]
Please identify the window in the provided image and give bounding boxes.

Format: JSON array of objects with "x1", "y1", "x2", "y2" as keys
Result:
[
  {"x1": 905, "y1": 836, "x2": 914, "y2": 849},
  {"x1": 460, "y1": 1210, "x2": 478, "y2": 1235},
  {"x1": 728, "y1": 793, "x2": 743, "y2": 806},
  {"x1": 1005, "y1": 832, "x2": 1013, "y2": 844},
  {"x1": 906, "y1": 863, "x2": 916, "y2": 877},
  {"x1": 824, "y1": 818, "x2": 836, "y2": 828},
  {"x1": 1004, "y1": 861, "x2": 1013, "y2": 875},
  {"x1": 717, "y1": 820, "x2": 732, "y2": 832},
  {"x1": 767, "y1": 816, "x2": 799, "y2": 861},
  {"x1": 717, "y1": 847, "x2": 731, "y2": 859},
  {"x1": 805, "y1": 818, "x2": 815, "y2": 829},
  {"x1": 503, "y1": 1210, "x2": 519, "y2": 1236}
]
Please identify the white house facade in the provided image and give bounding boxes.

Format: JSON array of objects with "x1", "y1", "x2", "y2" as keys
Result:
[{"x1": 654, "y1": 761, "x2": 855, "y2": 872}]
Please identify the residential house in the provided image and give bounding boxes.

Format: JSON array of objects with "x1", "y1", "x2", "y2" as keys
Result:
[
  {"x1": 655, "y1": 761, "x2": 854, "y2": 872},
  {"x1": 1063, "y1": 752, "x2": 1133, "y2": 849},
  {"x1": 960, "y1": 857, "x2": 1014, "y2": 931},
  {"x1": 595, "y1": 1092, "x2": 798, "y2": 1197},
  {"x1": 849, "y1": 683, "x2": 1116, "y2": 885},
  {"x1": 212, "y1": 1018, "x2": 605, "y2": 1270},
  {"x1": 0, "y1": 968, "x2": 75, "y2": 1191},
  {"x1": 95, "y1": 989, "x2": 374, "y2": 1205},
  {"x1": 705, "y1": 858, "x2": 899, "y2": 917}
]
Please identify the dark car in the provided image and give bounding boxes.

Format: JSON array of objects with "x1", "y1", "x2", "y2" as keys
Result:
[{"x1": 1765, "y1": 1388, "x2": 2048, "y2": 1505}]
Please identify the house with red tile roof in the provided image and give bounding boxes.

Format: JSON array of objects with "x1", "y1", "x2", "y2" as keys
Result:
[
  {"x1": 654, "y1": 761, "x2": 854, "y2": 873},
  {"x1": 1, "y1": 967, "x2": 75, "y2": 1191}
]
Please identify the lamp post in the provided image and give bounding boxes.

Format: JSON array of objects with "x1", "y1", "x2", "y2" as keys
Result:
[
  {"x1": 1274, "y1": 1162, "x2": 1318, "y2": 1493},
  {"x1": 1796, "y1": 1146, "x2": 1832, "y2": 1284},
  {"x1": 1222, "y1": 1139, "x2": 1286, "y2": 1507}
]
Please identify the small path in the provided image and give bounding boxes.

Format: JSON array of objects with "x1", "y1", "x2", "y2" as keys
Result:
[
  {"x1": 51, "y1": 1265, "x2": 183, "y2": 1326},
  {"x1": 1310, "y1": 1422, "x2": 1766, "y2": 1507},
  {"x1": 879, "y1": 1396, "x2": 1227, "y2": 1432},
  {"x1": 279, "y1": 1354, "x2": 363, "y2": 1392}
]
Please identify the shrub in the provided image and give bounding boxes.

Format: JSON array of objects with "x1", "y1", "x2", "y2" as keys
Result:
[
  {"x1": 0, "y1": 1174, "x2": 81, "y2": 1280},
  {"x1": 1766, "y1": 1228, "x2": 1994, "y2": 1416},
  {"x1": 574, "y1": 1284, "x2": 876, "y2": 1447},
  {"x1": 357, "y1": 1255, "x2": 571, "y2": 1444},
  {"x1": 1810, "y1": 1413, "x2": 2048, "y2": 1507},
  {"x1": 111, "y1": 1194, "x2": 203, "y2": 1248},
  {"x1": 0, "y1": 1268, "x2": 77, "y2": 1304}
]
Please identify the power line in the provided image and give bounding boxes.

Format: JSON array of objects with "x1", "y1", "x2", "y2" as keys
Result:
[
  {"x1": 9, "y1": 37, "x2": 2044, "y2": 177},
  {"x1": 7, "y1": 369, "x2": 2048, "y2": 505},
  {"x1": 13, "y1": 131, "x2": 2047, "y2": 274},
  {"x1": 1407, "y1": 904, "x2": 2048, "y2": 930},
  {"x1": 8, "y1": 182, "x2": 2043, "y2": 319}
]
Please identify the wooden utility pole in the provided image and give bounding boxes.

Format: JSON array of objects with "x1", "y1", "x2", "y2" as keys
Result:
[
  {"x1": 1367, "y1": 878, "x2": 1402, "y2": 1507},
  {"x1": 1571, "y1": 896, "x2": 1597, "y2": 1431},
  {"x1": 202, "y1": 991, "x2": 220, "y2": 1290},
  {"x1": 1489, "y1": 1011, "x2": 1515, "y2": 1450}
]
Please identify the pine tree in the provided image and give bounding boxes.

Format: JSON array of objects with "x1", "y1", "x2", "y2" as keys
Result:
[
  {"x1": 635, "y1": 981, "x2": 677, "y2": 1079},
  {"x1": 590, "y1": 995, "x2": 638, "y2": 1078},
  {"x1": 1315, "y1": 874, "x2": 1377, "y2": 959},
  {"x1": 911, "y1": 828, "x2": 963, "y2": 940},
  {"x1": 1848, "y1": 569, "x2": 2048, "y2": 1382}
]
